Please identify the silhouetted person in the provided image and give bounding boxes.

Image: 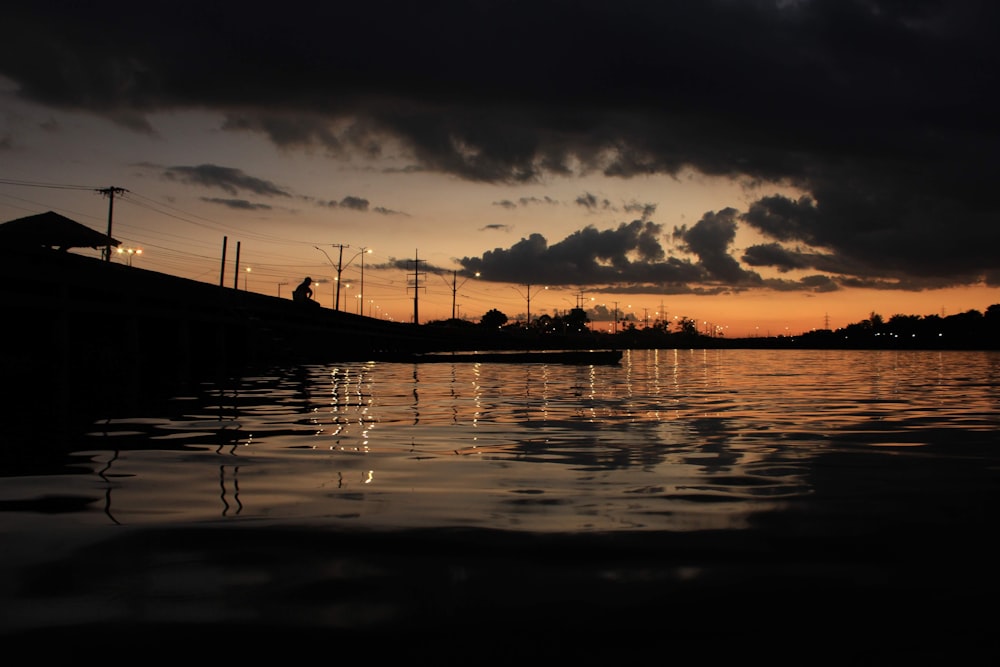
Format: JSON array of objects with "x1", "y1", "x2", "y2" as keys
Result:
[{"x1": 293, "y1": 276, "x2": 318, "y2": 306}]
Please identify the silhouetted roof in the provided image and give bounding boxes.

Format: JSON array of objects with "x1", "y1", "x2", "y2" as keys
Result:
[{"x1": 0, "y1": 211, "x2": 120, "y2": 251}]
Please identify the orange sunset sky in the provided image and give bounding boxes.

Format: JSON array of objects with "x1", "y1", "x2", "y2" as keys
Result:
[{"x1": 3, "y1": 1, "x2": 999, "y2": 336}]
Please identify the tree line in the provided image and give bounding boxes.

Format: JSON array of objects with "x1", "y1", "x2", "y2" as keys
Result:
[{"x1": 427, "y1": 304, "x2": 1000, "y2": 350}]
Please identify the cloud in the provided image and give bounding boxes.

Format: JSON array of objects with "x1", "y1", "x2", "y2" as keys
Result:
[
  {"x1": 163, "y1": 164, "x2": 291, "y2": 197},
  {"x1": 201, "y1": 197, "x2": 273, "y2": 211},
  {"x1": 459, "y1": 219, "x2": 707, "y2": 288},
  {"x1": 317, "y1": 195, "x2": 405, "y2": 215},
  {"x1": 492, "y1": 196, "x2": 559, "y2": 209},
  {"x1": 373, "y1": 206, "x2": 406, "y2": 216},
  {"x1": 480, "y1": 223, "x2": 513, "y2": 232},
  {"x1": 677, "y1": 209, "x2": 762, "y2": 285},
  {"x1": 624, "y1": 201, "x2": 656, "y2": 221},
  {"x1": 575, "y1": 192, "x2": 614, "y2": 212},
  {"x1": 338, "y1": 196, "x2": 369, "y2": 211},
  {"x1": 4, "y1": 0, "x2": 999, "y2": 290}
]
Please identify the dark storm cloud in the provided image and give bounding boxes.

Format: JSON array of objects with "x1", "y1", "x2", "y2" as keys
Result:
[
  {"x1": 459, "y1": 220, "x2": 705, "y2": 288},
  {"x1": 163, "y1": 165, "x2": 291, "y2": 198},
  {"x1": 677, "y1": 209, "x2": 762, "y2": 285},
  {"x1": 742, "y1": 242, "x2": 813, "y2": 273},
  {"x1": 4, "y1": 0, "x2": 999, "y2": 291}
]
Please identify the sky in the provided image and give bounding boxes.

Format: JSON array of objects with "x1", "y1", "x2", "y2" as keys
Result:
[{"x1": 2, "y1": 0, "x2": 999, "y2": 336}]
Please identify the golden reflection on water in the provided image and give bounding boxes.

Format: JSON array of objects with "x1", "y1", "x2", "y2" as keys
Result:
[{"x1": 10, "y1": 348, "x2": 998, "y2": 533}]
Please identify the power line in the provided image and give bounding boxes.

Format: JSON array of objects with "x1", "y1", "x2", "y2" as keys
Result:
[{"x1": 0, "y1": 178, "x2": 96, "y2": 191}]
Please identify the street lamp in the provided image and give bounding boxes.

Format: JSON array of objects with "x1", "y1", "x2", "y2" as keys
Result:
[
  {"x1": 314, "y1": 246, "x2": 338, "y2": 308},
  {"x1": 315, "y1": 245, "x2": 370, "y2": 311},
  {"x1": 439, "y1": 270, "x2": 480, "y2": 320},
  {"x1": 244, "y1": 266, "x2": 251, "y2": 291},
  {"x1": 357, "y1": 247, "x2": 372, "y2": 317},
  {"x1": 116, "y1": 246, "x2": 142, "y2": 266},
  {"x1": 511, "y1": 284, "x2": 547, "y2": 325}
]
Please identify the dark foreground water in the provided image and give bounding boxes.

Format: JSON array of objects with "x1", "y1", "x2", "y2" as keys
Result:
[{"x1": 2, "y1": 349, "x2": 998, "y2": 659}]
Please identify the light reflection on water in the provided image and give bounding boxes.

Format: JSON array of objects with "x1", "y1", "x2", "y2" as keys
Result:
[
  {"x1": 3, "y1": 347, "x2": 1000, "y2": 646},
  {"x1": 7, "y1": 348, "x2": 995, "y2": 533}
]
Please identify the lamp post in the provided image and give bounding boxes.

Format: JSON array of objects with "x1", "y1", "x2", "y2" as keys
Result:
[
  {"x1": 439, "y1": 270, "x2": 480, "y2": 320},
  {"x1": 357, "y1": 247, "x2": 372, "y2": 317},
  {"x1": 116, "y1": 246, "x2": 142, "y2": 266},
  {"x1": 511, "y1": 284, "x2": 548, "y2": 325},
  {"x1": 277, "y1": 281, "x2": 288, "y2": 298},
  {"x1": 315, "y1": 245, "x2": 370, "y2": 311},
  {"x1": 244, "y1": 266, "x2": 251, "y2": 291},
  {"x1": 314, "y1": 246, "x2": 339, "y2": 308}
]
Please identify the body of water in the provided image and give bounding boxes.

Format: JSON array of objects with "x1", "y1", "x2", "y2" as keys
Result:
[{"x1": 2, "y1": 348, "x2": 998, "y2": 656}]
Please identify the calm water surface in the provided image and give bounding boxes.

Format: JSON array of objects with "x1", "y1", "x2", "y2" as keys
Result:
[
  {"x1": 11, "y1": 347, "x2": 994, "y2": 531},
  {"x1": 3, "y1": 348, "x2": 999, "y2": 648}
]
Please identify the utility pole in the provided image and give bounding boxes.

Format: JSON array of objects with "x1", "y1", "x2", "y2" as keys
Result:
[
  {"x1": 233, "y1": 241, "x2": 241, "y2": 290},
  {"x1": 334, "y1": 244, "x2": 345, "y2": 310},
  {"x1": 408, "y1": 250, "x2": 426, "y2": 324},
  {"x1": 358, "y1": 246, "x2": 370, "y2": 316},
  {"x1": 219, "y1": 236, "x2": 228, "y2": 287},
  {"x1": 444, "y1": 269, "x2": 479, "y2": 320},
  {"x1": 97, "y1": 186, "x2": 127, "y2": 261}
]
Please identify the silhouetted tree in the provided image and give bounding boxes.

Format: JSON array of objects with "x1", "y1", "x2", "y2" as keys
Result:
[
  {"x1": 563, "y1": 307, "x2": 590, "y2": 333},
  {"x1": 676, "y1": 316, "x2": 699, "y2": 336},
  {"x1": 480, "y1": 308, "x2": 508, "y2": 329}
]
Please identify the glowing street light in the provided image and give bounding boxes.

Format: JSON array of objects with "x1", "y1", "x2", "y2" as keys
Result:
[{"x1": 116, "y1": 246, "x2": 142, "y2": 266}]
